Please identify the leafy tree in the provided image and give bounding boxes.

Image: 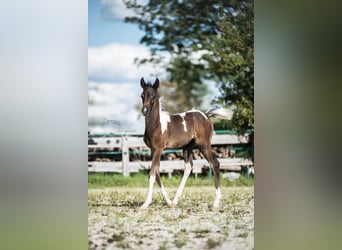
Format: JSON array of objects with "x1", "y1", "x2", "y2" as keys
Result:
[
  {"x1": 166, "y1": 57, "x2": 208, "y2": 111},
  {"x1": 158, "y1": 79, "x2": 187, "y2": 113},
  {"x1": 124, "y1": 0, "x2": 254, "y2": 131}
]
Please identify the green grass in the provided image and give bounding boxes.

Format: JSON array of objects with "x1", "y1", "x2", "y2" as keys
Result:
[
  {"x1": 88, "y1": 172, "x2": 254, "y2": 188},
  {"x1": 207, "y1": 238, "x2": 223, "y2": 248},
  {"x1": 237, "y1": 232, "x2": 249, "y2": 238},
  {"x1": 174, "y1": 235, "x2": 187, "y2": 248}
]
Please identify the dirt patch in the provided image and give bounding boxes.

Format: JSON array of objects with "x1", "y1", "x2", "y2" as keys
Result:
[{"x1": 88, "y1": 186, "x2": 254, "y2": 249}]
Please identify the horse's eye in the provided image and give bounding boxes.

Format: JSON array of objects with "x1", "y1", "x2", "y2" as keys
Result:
[{"x1": 141, "y1": 94, "x2": 145, "y2": 99}]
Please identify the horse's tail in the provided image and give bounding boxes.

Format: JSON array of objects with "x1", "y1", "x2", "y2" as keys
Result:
[{"x1": 206, "y1": 107, "x2": 234, "y2": 120}]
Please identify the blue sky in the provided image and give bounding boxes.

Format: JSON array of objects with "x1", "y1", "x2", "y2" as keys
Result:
[{"x1": 88, "y1": 0, "x2": 144, "y2": 46}]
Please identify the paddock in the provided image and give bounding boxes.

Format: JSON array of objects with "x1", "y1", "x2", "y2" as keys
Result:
[{"x1": 88, "y1": 186, "x2": 254, "y2": 250}]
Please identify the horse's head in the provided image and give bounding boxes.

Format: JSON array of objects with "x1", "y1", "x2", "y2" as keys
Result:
[{"x1": 140, "y1": 78, "x2": 160, "y2": 116}]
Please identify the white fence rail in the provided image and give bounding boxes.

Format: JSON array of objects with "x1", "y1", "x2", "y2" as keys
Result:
[{"x1": 88, "y1": 133, "x2": 253, "y2": 177}]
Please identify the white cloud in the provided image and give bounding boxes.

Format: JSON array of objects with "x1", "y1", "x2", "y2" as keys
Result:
[
  {"x1": 88, "y1": 43, "x2": 166, "y2": 82},
  {"x1": 190, "y1": 49, "x2": 211, "y2": 66},
  {"x1": 88, "y1": 81, "x2": 144, "y2": 133},
  {"x1": 88, "y1": 42, "x2": 168, "y2": 133}
]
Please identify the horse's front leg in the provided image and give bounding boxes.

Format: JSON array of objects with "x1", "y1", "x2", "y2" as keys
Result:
[{"x1": 141, "y1": 148, "x2": 163, "y2": 209}]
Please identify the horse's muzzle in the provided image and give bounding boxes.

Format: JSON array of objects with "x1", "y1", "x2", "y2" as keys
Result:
[{"x1": 142, "y1": 107, "x2": 150, "y2": 116}]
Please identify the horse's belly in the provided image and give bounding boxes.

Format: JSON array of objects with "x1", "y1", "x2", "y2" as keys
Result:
[{"x1": 165, "y1": 136, "x2": 193, "y2": 149}]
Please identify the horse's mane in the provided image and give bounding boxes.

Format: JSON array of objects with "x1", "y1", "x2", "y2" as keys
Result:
[{"x1": 159, "y1": 97, "x2": 169, "y2": 113}]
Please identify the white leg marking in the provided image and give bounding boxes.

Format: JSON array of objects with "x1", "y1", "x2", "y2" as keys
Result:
[
  {"x1": 172, "y1": 162, "x2": 192, "y2": 206},
  {"x1": 160, "y1": 184, "x2": 172, "y2": 206},
  {"x1": 141, "y1": 176, "x2": 156, "y2": 209},
  {"x1": 213, "y1": 187, "x2": 222, "y2": 209}
]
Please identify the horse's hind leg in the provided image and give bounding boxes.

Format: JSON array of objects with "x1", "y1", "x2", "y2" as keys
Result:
[
  {"x1": 172, "y1": 142, "x2": 194, "y2": 207},
  {"x1": 200, "y1": 145, "x2": 221, "y2": 209},
  {"x1": 155, "y1": 173, "x2": 172, "y2": 207}
]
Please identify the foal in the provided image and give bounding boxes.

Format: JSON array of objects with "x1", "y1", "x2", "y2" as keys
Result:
[{"x1": 140, "y1": 78, "x2": 233, "y2": 209}]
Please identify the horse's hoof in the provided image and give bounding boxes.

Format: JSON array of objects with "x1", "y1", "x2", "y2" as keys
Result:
[
  {"x1": 170, "y1": 202, "x2": 177, "y2": 208},
  {"x1": 212, "y1": 204, "x2": 220, "y2": 211}
]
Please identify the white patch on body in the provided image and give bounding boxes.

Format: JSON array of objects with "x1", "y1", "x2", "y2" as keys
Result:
[
  {"x1": 187, "y1": 110, "x2": 208, "y2": 119},
  {"x1": 159, "y1": 98, "x2": 170, "y2": 134},
  {"x1": 179, "y1": 112, "x2": 187, "y2": 132},
  {"x1": 160, "y1": 111, "x2": 170, "y2": 134}
]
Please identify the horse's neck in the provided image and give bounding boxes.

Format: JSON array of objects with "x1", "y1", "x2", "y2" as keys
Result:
[{"x1": 144, "y1": 102, "x2": 160, "y2": 133}]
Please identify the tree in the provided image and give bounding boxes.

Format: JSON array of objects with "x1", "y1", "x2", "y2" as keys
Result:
[
  {"x1": 124, "y1": 0, "x2": 254, "y2": 131},
  {"x1": 158, "y1": 79, "x2": 188, "y2": 113}
]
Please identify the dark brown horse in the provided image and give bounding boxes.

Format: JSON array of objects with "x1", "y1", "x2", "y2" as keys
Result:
[{"x1": 140, "y1": 78, "x2": 233, "y2": 209}]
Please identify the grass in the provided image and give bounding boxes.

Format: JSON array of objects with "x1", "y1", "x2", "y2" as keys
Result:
[
  {"x1": 237, "y1": 232, "x2": 249, "y2": 238},
  {"x1": 194, "y1": 228, "x2": 210, "y2": 238},
  {"x1": 174, "y1": 237, "x2": 187, "y2": 248},
  {"x1": 174, "y1": 231, "x2": 188, "y2": 248},
  {"x1": 111, "y1": 233, "x2": 125, "y2": 242},
  {"x1": 88, "y1": 172, "x2": 254, "y2": 188},
  {"x1": 207, "y1": 238, "x2": 223, "y2": 248}
]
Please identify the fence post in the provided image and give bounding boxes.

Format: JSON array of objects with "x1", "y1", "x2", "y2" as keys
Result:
[{"x1": 122, "y1": 135, "x2": 130, "y2": 177}]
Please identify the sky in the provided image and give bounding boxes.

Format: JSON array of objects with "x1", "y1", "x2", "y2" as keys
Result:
[
  {"x1": 88, "y1": 0, "x2": 144, "y2": 46},
  {"x1": 88, "y1": 0, "x2": 162, "y2": 133},
  {"x1": 88, "y1": 0, "x2": 219, "y2": 133}
]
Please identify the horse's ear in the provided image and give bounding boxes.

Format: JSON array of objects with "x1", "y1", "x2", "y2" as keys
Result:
[
  {"x1": 140, "y1": 78, "x2": 146, "y2": 88},
  {"x1": 153, "y1": 78, "x2": 159, "y2": 89}
]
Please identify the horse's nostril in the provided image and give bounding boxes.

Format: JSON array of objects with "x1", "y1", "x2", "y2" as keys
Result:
[{"x1": 142, "y1": 107, "x2": 149, "y2": 115}]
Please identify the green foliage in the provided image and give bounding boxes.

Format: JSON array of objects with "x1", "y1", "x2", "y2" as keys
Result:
[
  {"x1": 167, "y1": 56, "x2": 208, "y2": 110},
  {"x1": 124, "y1": 0, "x2": 254, "y2": 131},
  {"x1": 158, "y1": 79, "x2": 188, "y2": 112}
]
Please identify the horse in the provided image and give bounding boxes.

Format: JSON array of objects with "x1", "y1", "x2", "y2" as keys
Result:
[{"x1": 139, "y1": 77, "x2": 233, "y2": 209}]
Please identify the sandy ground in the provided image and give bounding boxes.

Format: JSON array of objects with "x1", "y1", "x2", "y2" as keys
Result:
[{"x1": 88, "y1": 186, "x2": 254, "y2": 250}]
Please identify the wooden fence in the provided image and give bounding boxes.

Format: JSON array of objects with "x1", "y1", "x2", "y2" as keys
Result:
[{"x1": 88, "y1": 132, "x2": 253, "y2": 177}]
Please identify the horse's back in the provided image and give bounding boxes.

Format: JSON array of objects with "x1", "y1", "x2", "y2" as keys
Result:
[
  {"x1": 184, "y1": 110, "x2": 214, "y2": 144},
  {"x1": 154, "y1": 109, "x2": 213, "y2": 149}
]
